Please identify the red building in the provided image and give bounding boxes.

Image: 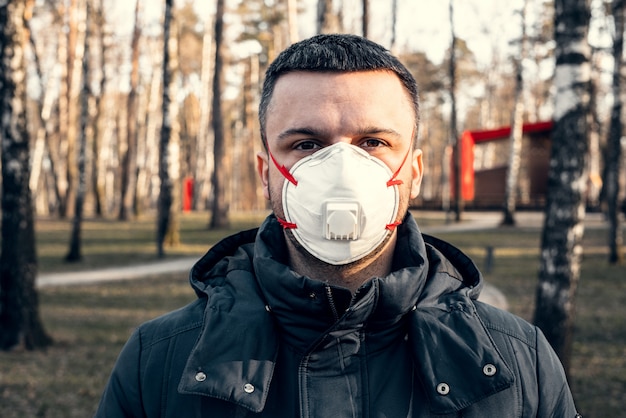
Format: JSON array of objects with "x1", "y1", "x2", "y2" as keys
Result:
[{"x1": 454, "y1": 121, "x2": 553, "y2": 208}]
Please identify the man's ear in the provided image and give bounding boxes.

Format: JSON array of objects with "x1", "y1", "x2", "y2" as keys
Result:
[
  {"x1": 410, "y1": 149, "x2": 424, "y2": 199},
  {"x1": 257, "y1": 151, "x2": 271, "y2": 200}
]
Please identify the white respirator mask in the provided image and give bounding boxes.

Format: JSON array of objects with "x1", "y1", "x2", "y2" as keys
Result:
[{"x1": 271, "y1": 142, "x2": 409, "y2": 265}]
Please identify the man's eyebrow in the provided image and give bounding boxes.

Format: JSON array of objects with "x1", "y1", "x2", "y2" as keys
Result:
[
  {"x1": 356, "y1": 126, "x2": 403, "y2": 138},
  {"x1": 276, "y1": 127, "x2": 328, "y2": 142},
  {"x1": 276, "y1": 126, "x2": 403, "y2": 142}
]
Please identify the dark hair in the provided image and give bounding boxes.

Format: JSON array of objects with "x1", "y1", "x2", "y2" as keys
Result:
[{"x1": 258, "y1": 34, "x2": 420, "y2": 146}]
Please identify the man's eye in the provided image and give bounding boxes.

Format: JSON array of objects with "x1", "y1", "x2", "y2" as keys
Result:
[
  {"x1": 294, "y1": 141, "x2": 320, "y2": 151},
  {"x1": 362, "y1": 139, "x2": 386, "y2": 148}
]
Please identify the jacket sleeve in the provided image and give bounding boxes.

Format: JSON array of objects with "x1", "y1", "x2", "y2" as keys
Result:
[
  {"x1": 535, "y1": 327, "x2": 580, "y2": 417},
  {"x1": 94, "y1": 329, "x2": 145, "y2": 418}
]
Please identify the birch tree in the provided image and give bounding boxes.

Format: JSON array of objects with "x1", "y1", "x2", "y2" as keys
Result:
[
  {"x1": 390, "y1": 0, "x2": 398, "y2": 52},
  {"x1": 157, "y1": 0, "x2": 181, "y2": 257},
  {"x1": 502, "y1": 0, "x2": 528, "y2": 226},
  {"x1": 91, "y1": 0, "x2": 108, "y2": 216},
  {"x1": 317, "y1": 0, "x2": 340, "y2": 34},
  {"x1": 66, "y1": 0, "x2": 90, "y2": 262},
  {"x1": 194, "y1": 19, "x2": 213, "y2": 210},
  {"x1": 605, "y1": 0, "x2": 625, "y2": 264},
  {"x1": 209, "y1": 0, "x2": 230, "y2": 228},
  {"x1": 0, "y1": 0, "x2": 52, "y2": 350},
  {"x1": 58, "y1": 0, "x2": 82, "y2": 217},
  {"x1": 362, "y1": 0, "x2": 369, "y2": 38},
  {"x1": 119, "y1": 0, "x2": 141, "y2": 220},
  {"x1": 449, "y1": 0, "x2": 462, "y2": 222},
  {"x1": 533, "y1": 0, "x2": 591, "y2": 373}
]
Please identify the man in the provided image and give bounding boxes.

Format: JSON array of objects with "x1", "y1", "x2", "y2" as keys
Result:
[{"x1": 96, "y1": 34, "x2": 580, "y2": 417}]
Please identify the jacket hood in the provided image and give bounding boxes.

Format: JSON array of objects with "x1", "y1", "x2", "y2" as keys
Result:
[{"x1": 189, "y1": 227, "x2": 258, "y2": 298}]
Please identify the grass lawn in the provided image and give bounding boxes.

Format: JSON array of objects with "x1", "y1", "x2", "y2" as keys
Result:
[{"x1": 0, "y1": 210, "x2": 624, "y2": 416}]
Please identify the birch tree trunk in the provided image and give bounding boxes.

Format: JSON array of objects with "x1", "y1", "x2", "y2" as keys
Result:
[
  {"x1": 27, "y1": 17, "x2": 54, "y2": 203},
  {"x1": 606, "y1": 0, "x2": 625, "y2": 264},
  {"x1": 66, "y1": 0, "x2": 90, "y2": 262},
  {"x1": 59, "y1": 0, "x2": 81, "y2": 218},
  {"x1": 533, "y1": 0, "x2": 591, "y2": 374},
  {"x1": 119, "y1": 0, "x2": 141, "y2": 220},
  {"x1": 502, "y1": 0, "x2": 528, "y2": 226},
  {"x1": 0, "y1": 0, "x2": 52, "y2": 350},
  {"x1": 194, "y1": 20, "x2": 213, "y2": 210},
  {"x1": 449, "y1": 0, "x2": 462, "y2": 222},
  {"x1": 157, "y1": 0, "x2": 181, "y2": 257},
  {"x1": 390, "y1": 0, "x2": 398, "y2": 52},
  {"x1": 91, "y1": 0, "x2": 108, "y2": 217},
  {"x1": 317, "y1": 0, "x2": 339, "y2": 34},
  {"x1": 209, "y1": 0, "x2": 230, "y2": 229},
  {"x1": 362, "y1": 0, "x2": 369, "y2": 38}
]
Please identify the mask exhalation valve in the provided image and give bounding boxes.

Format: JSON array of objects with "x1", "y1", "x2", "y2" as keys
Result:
[{"x1": 323, "y1": 201, "x2": 361, "y2": 240}]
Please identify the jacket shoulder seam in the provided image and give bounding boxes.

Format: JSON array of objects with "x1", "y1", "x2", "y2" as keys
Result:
[
  {"x1": 474, "y1": 302, "x2": 537, "y2": 348},
  {"x1": 138, "y1": 319, "x2": 204, "y2": 350}
]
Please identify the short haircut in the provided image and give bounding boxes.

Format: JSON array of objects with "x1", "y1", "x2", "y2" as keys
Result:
[{"x1": 258, "y1": 34, "x2": 420, "y2": 148}]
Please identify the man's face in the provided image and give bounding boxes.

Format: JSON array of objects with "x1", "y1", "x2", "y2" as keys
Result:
[{"x1": 257, "y1": 70, "x2": 423, "y2": 226}]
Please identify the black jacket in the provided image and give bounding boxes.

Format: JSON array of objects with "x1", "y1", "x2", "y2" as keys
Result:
[{"x1": 96, "y1": 214, "x2": 580, "y2": 417}]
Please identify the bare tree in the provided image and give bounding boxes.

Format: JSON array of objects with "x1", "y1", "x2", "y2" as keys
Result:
[
  {"x1": 119, "y1": 0, "x2": 141, "y2": 220},
  {"x1": 194, "y1": 18, "x2": 213, "y2": 210},
  {"x1": 0, "y1": 0, "x2": 52, "y2": 350},
  {"x1": 66, "y1": 0, "x2": 90, "y2": 262},
  {"x1": 390, "y1": 0, "x2": 398, "y2": 52},
  {"x1": 502, "y1": 0, "x2": 528, "y2": 226},
  {"x1": 534, "y1": 0, "x2": 591, "y2": 374},
  {"x1": 157, "y1": 0, "x2": 181, "y2": 257},
  {"x1": 449, "y1": 0, "x2": 462, "y2": 222},
  {"x1": 209, "y1": 0, "x2": 230, "y2": 228},
  {"x1": 362, "y1": 0, "x2": 369, "y2": 38},
  {"x1": 317, "y1": 0, "x2": 340, "y2": 34},
  {"x1": 605, "y1": 0, "x2": 625, "y2": 264},
  {"x1": 57, "y1": 0, "x2": 82, "y2": 218},
  {"x1": 91, "y1": 0, "x2": 108, "y2": 217}
]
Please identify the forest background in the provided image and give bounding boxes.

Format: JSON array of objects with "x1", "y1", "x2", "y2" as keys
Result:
[{"x1": 0, "y1": 0, "x2": 625, "y2": 415}]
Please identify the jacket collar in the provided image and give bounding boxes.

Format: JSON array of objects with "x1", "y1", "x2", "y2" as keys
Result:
[{"x1": 181, "y1": 214, "x2": 513, "y2": 414}]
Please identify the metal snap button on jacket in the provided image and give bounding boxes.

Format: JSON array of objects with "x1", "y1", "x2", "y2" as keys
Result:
[
  {"x1": 483, "y1": 364, "x2": 497, "y2": 377},
  {"x1": 436, "y1": 383, "x2": 450, "y2": 395}
]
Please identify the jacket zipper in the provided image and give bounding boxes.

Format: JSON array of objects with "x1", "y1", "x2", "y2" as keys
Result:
[{"x1": 324, "y1": 284, "x2": 340, "y2": 321}]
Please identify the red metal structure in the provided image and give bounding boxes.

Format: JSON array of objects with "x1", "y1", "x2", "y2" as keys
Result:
[{"x1": 454, "y1": 121, "x2": 553, "y2": 208}]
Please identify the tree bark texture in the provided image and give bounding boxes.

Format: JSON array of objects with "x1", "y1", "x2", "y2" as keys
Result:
[
  {"x1": 362, "y1": 0, "x2": 369, "y2": 38},
  {"x1": 66, "y1": 0, "x2": 90, "y2": 262},
  {"x1": 502, "y1": 0, "x2": 527, "y2": 226},
  {"x1": 210, "y1": 0, "x2": 230, "y2": 229},
  {"x1": 119, "y1": 0, "x2": 141, "y2": 221},
  {"x1": 606, "y1": 0, "x2": 624, "y2": 264},
  {"x1": 533, "y1": 0, "x2": 591, "y2": 374},
  {"x1": 90, "y1": 0, "x2": 108, "y2": 217},
  {"x1": 0, "y1": 0, "x2": 52, "y2": 350},
  {"x1": 449, "y1": 0, "x2": 463, "y2": 222},
  {"x1": 317, "y1": 0, "x2": 340, "y2": 34},
  {"x1": 157, "y1": 0, "x2": 181, "y2": 257}
]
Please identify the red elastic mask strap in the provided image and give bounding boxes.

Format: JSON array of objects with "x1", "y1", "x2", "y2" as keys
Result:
[
  {"x1": 277, "y1": 217, "x2": 297, "y2": 229},
  {"x1": 387, "y1": 144, "x2": 412, "y2": 187},
  {"x1": 269, "y1": 151, "x2": 298, "y2": 186},
  {"x1": 385, "y1": 220, "x2": 402, "y2": 231},
  {"x1": 385, "y1": 131, "x2": 414, "y2": 230},
  {"x1": 267, "y1": 145, "x2": 298, "y2": 230}
]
